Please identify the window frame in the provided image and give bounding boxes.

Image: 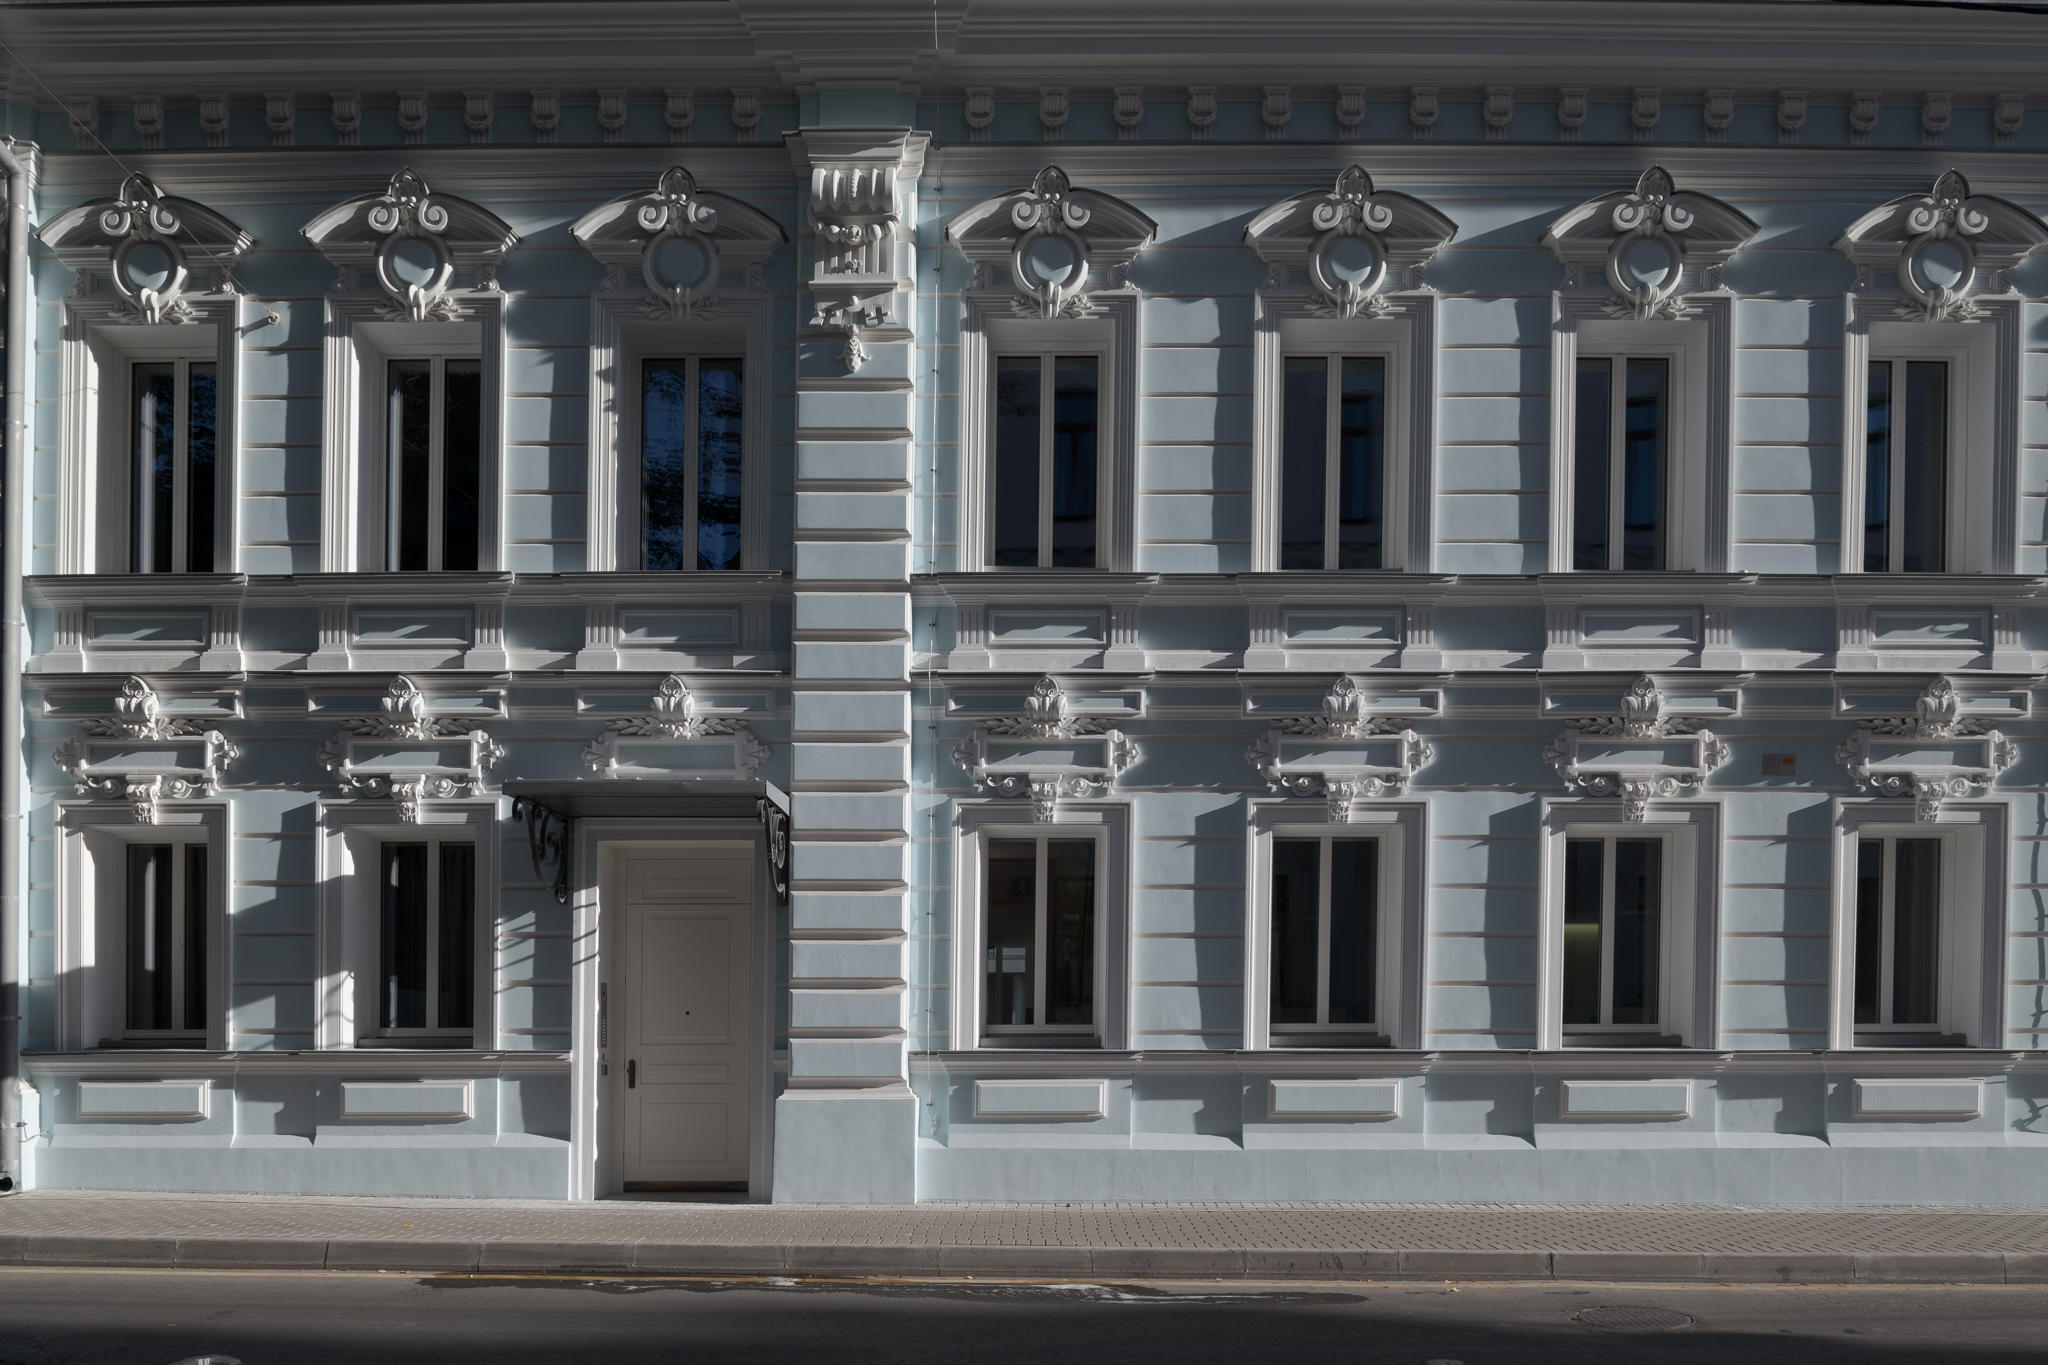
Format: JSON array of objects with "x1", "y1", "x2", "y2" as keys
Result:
[
  {"x1": 1275, "y1": 349, "x2": 1398, "y2": 572},
  {"x1": 127, "y1": 356, "x2": 221, "y2": 575},
  {"x1": 1844, "y1": 327, "x2": 1995, "y2": 575},
  {"x1": 381, "y1": 354, "x2": 484, "y2": 573},
  {"x1": 120, "y1": 840, "x2": 211, "y2": 1042},
  {"x1": 633, "y1": 353, "x2": 748, "y2": 572},
  {"x1": 373, "y1": 836, "x2": 478, "y2": 1042},
  {"x1": 1564, "y1": 337, "x2": 1692, "y2": 572},
  {"x1": 1558, "y1": 831, "x2": 1671, "y2": 1038},
  {"x1": 978, "y1": 831, "x2": 1107, "y2": 1042},
  {"x1": 986, "y1": 344, "x2": 1107, "y2": 570}
]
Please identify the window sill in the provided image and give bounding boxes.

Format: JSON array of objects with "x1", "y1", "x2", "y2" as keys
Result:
[
  {"x1": 1561, "y1": 1033, "x2": 1683, "y2": 1048},
  {"x1": 1269, "y1": 1034, "x2": 1391, "y2": 1049},
  {"x1": 353, "y1": 1036, "x2": 480, "y2": 1050},
  {"x1": 977, "y1": 1035, "x2": 1102, "y2": 1051},
  {"x1": 1852, "y1": 1032, "x2": 1968, "y2": 1049}
]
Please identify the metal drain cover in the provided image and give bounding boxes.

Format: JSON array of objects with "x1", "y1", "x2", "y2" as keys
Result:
[{"x1": 1574, "y1": 1305, "x2": 1695, "y2": 1332}]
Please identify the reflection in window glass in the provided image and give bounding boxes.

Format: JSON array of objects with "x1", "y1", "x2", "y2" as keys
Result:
[
  {"x1": 990, "y1": 354, "x2": 1098, "y2": 568},
  {"x1": 1573, "y1": 356, "x2": 1668, "y2": 571},
  {"x1": 983, "y1": 837, "x2": 1097, "y2": 1037},
  {"x1": 1562, "y1": 836, "x2": 1662, "y2": 1032},
  {"x1": 125, "y1": 843, "x2": 207, "y2": 1035},
  {"x1": 1051, "y1": 357, "x2": 1099, "y2": 568},
  {"x1": 1279, "y1": 356, "x2": 1384, "y2": 570},
  {"x1": 1269, "y1": 836, "x2": 1379, "y2": 1037},
  {"x1": 1854, "y1": 836, "x2": 1942, "y2": 1029},
  {"x1": 131, "y1": 361, "x2": 217, "y2": 573},
  {"x1": 642, "y1": 357, "x2": 745, "y2": 571},
  {"x1": 992, "y1": 357, "x2": 1041, "y2": 567},
  {"x1": 380, "y1": 841, "x2": 475, "y2": 1034},
  {"x1": 1866, "y1": 360, "x2": 1949, "y2": 574},
  {"x1": 386, "y1": 358, "x2": 483, "y2": 571}
]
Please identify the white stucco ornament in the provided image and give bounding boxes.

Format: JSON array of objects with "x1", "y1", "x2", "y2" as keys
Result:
[
  {"x1": 1544, "y1": 675, "x2": 1729, "y2": 821},
  {"x1": 319, "y1": 675, "x2": 502, "y2": 822},
  {"x1": 1243, "y1": 164, "x2": 1455, "y2": 318},
  {"x1": 581, "y1": 674, "x2": 769, "y2": 777},
  {"x1": 1837, "y1": 677, "x2": 2017, "y2": 821},
  {"x1": 36, "y1": 172, "x2": 253, "y2": 324},
  {"x1": 948, "y1": 164, "x2": 1156, "y2": 322},
  {"x1": 1009, "y1": 165, "x2": 1093, "y2": 318},
  {"x1": 571, "y1": 163, "x2": 784, "y2": 322},
  {"x1": 1835, "y1": 169, "x2": 2048, "y2": 323},
  {"x1": 954, "y1": 676, "x2": 1138, "y2": 822},
  {"x1": 1246, "y1": 676, "x2": 1433, "y2": 821},
  {"x1": 53, "y1": 676, "x2": 240, "y2": 823},
  {"x1": 1543, "y1": 165, "x2": 1758, "y2": 320},
  {"x1": 302, "y1": 168, "x2": 518, "y2": 322}
]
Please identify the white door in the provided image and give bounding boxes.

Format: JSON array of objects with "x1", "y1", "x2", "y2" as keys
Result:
[{"x1": 616, "y1": 849, "x2": 754, "y2": 1187}]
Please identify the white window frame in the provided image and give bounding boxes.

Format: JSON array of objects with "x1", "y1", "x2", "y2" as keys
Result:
[
  {"x1": 984, "y1": 341, "x2": 1110, "y2": 570},
  {"x1": 381, "y1": 353, "x2": 484, "y2": 572},
  {"x1": 1829, "y1": 802, "x2": 2004, "y2": 1049},
  {"x1": 53, "y1": 800, "x2": 228, "y2": 1051},
  {"x1": 116, "y1": 838, "x2": 211, "y2": 1041},
  {"x1": 371, "y1": 836, "x2": 478, "y2": 1042},
  {"x1": 958, "y1": 301, "x2": 1137, "y2": 573},
  {"x1": 1556, "y1": 830, "x2": 1676, "y2": 1038},
  {"x1": 1548, "y1": 310, "x2": 1726, "y2": 574},
  {"x1": 584, "y1": 303, "x2": 772, "y2": 572},
  {"x1": 1244, "y1": 800, "x2": 1424, "y2": 1050},
  {"x1": 1537, "y1": 800, "x2": 1719, "y2": 1050},
  {"x1": 57, "y1": 296, "x2": 241, "y2": 575},
  {"x1": 950, "y1": 802, "x2": 1130, "y2": 1050},
  {"x1": 316, "y1": 800, "x2": 497, "y2": 1049},
  {"x1": 126, "y1": 356, "x2": 223, "y2": 574}
]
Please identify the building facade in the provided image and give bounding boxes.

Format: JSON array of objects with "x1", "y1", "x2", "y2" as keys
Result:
[{"x1": 4, "y1": 0, "x2": 2048, "y2": 1203}]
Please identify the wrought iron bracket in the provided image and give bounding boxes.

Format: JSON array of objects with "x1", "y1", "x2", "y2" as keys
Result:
[
  {"x1": 511, "y1": 795, "x2": 572, "y2": 905},
  {"x1": 759, "y1": 797, "x2": 791, "y2": 906}
]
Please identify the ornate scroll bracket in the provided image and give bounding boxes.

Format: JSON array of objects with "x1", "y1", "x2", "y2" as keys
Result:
[
  {"x1": 52, "y1": 675, "x2": 238, "y2": 824},
  {"x1": 948, "y1": 164, "x2": 1156, "y2": 325},
  {"x1": 511, "y1": 795, "x2": 571, "y2": 905},
  {"x1": 1835, "y1": 169, "x2": 2048, "y2": 324},
  {"x1": 572, "y1": 165, "x2": 785, "y2": 324},
  {"x1": 804, "y1": 147, "x2": 902, "y2": 375},
  {"x1": 302, "y1": 168, "x2": 517, "y2": 322},
  {"x1": 580, "y1": 674, "x2": 768, "y2": 777},
  {"x1": 1543, "y1": 675, "x2": 1729, "y2": 821},
  {"x1": 36, "y1": 172, "x2": 253, "y2": 325},
  {"x1": 1543, "y1": 166, "x2": 1759, "y2": 321},
  {"x1": 1245, "y1": 676, "x2": 1433, "y2": 821},
  {"x1": 1837, "y1": 678, "x2": 2016, "y2": 821},
  {"x1": 953, "y1": 676, "x2": 1138, "y2": 822},
  {"x1": 1243, "y1": 166, "x2": 1456, "y2": 321},
  {"x1": 318, "y1": 675, "x2": 502, "y2": 822}
]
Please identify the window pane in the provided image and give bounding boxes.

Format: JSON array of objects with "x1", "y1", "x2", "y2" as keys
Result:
[
  {"x1": 1853, "y1": 838, "x2": 1884, "y2": 1025},
  {"x1": 1572, "y1": 359, "x2": 1612, "y2": 570},
  {"x1": 984, "y1": 840, "x2": 1036, "y2": 1027},
  {"x1": 1270, "y1": 838, "x2": 1320, "y2": 1026},
  {"x1": 1611, "y1": 838, "x2": 1662, "y2": 1027},
  {"x1": 182, "y1": 844, "x2": 208, "y2": 1034},
  {"x1": 1336, "y1": 357, "x2": 1386, "y2": 570},
  {"x1": 1050, "y1": 357, "x2": 1098, "y2": 568},
  {"x1": 1892, "y1": 839, "x2": 1942, "y2": 1026},
  {"x1": 697, "y1": 359, "x2": 745, "y2": 571},
  {"x1": 126, "y1": 844, "x2": 172, "y2": 1031},
  {"x1": 1863, "y1": 361, "x2": 1893, "y2": 573},
  {"x1": 1900, "y1": 361, "x2": 1948, "y2": 574},
  {"x1": 438, "y1": 844, "x2": 475, "y2": 1031},
  {"x1": 386, "y1": 360, "x2": 432, "y2": 571},
  {"x1": 1044, "y1": 839, "x2": 1096, "y2": 1026},
  {"x1": 642, "y1": 360, "x2": 691, "y2": 571},
  {"x1": 1278, "y1": 358, "x2": 1328, "y2": 570},
  {"x1": 1562, "y1": 838, "x2": 1603, "y2": 1025},
  {"x1": 991, "y1": 357, "x2": 1041, "y2": 567},
  {"x1": 441, "y1": 359, "x2": 482, "y2": 572},
  {"x1": 381, "y1": 844, "x2": 429, "y2": 1031},
  {"x1": 1327, "y1": 839, "x2": 1378, "y2": 1025},
  {"x1": 186, "y1": 364, "x2": 218, "y2": 573},
  {"x1": 133, "y1": 363, "x2": 176, "y2": 573},
  {"x1": 1622, "y1": 358, "x2": 1668, "y2": 572}
]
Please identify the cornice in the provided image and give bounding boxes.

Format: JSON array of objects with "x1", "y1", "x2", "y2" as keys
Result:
[
  {"x1": 21, "y1": 1049, "x2": 571, "y2": 1078},
  {"x1": 907, "y1": 1047, "x2": 2048, "y2": 1079}
]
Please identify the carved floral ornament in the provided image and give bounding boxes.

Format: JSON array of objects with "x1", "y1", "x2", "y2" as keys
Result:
[
  {"x1": 1542, "y1": 166, "x2": 1759, "y2": 320},
  {"x1": 53, "y1": 676, "x2": 240, "y2": 824},
  {"x1": 318, "y1": 676, "x2": 503, "y2": 823},
  {"x1": 581, "y1": 674, "x2": 769, "y2": 778},
  {"x1": 1543, "y1": 675, "x2": 1730, "y2": 822},
  {"x1": 37, "y1": 173, "x2": 253, "y2": 324},
  {"x1": 1837, "y1": 678, "x2": 2017, "y2": 821},
  {"x1": 1246, "y1": 676, "x2": 1434, "y2": 822},
  {"x1": 1835, "y1": 170, "x2": 2048, "y2": 323},
  {"x1": 953, "y1": 676, "x2": 1138, "y2": 822},
  {"x1": 570, "y1": 166, "x2": 785, "y2": 321},
  {"x1": 946, "y1": 165, "x2": 1157, "y2": 320},
  {"x1": 301, "y1": 168, "x2": 518, "y2": 322},
  {"x1": 1243, "y1": 165, "x2": 1457, "y2": 319}
]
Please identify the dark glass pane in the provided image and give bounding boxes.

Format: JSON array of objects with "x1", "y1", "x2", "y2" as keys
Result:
[
  {"x1": 1562, "y1": 838, "x2": 1603, "y2": 1025},
  {"x1": 1279, "y1": 358, "x2": 1329, "y2": 570},
  {"x1": 1621, "y1": 358, "x2": 1668, "y2": 572},
  {"x1": 1050, "y1": 357, "x2": 1098, "y2": 568},
  {"x1": 126, "y1": 844, "x2": 171, "y2": 1031},
  {"x1": 1044, "y1": 840, "x2": 1096, "y2": 1026},
  {"x1": 1611, "y1": 838, "x2": 1662, "y2": 1026},
  {"x1": 387, "y1": 360, "x2": 432, "y2": 571},
  {"x1": 134, "y1": 363, "x2": 176, "y2": 573},
  {"x1": 186, "y1": 364, "x2": 217, "y2": 573},
  {"x1": 984, "y1": 840, "x2": 1036, "y2": 1027},
  {"x1": 1854, "y1": 838, "x2": 1884, "y2": 1025},
  {"x1": 1572, "y1": 359, "x2": 1612, "y2": 571},
  {"x1": 641, "y1": 360, "x2": 691, "y2": 571},
  {"x1": 380, "y1": 844, "x2": 429, "y2": 1031},
  {"x1": 441, "y1": 360, "x2": 482, "y2": 572},
  {"x1": 182, "y1": 844, "x2": 208, "y2": 1033},
  {"x1": 1336, "y1": 357, "x2": 1386, "y2": 570},
  {"x1": 1327, "y1": 839, "x2": 1378, "y2": 1025},
  {"x1": 1892, "y1": 839, "x2": 1942, "y2": 1026},
  {"x1": 1900, "y1": 361, "x2": 1948, "y2": 574},
  {"x1": 697, "y1": 359, "x2": 744, "y2": 571},
  {"x1": 438, "y1": 844, "x2": 475, "y2": 1031},
  {"x1": 991, "y1": 357, "x2": 1040, "y2": 567},
  {"x1": 1270, "y1": 838, "x2": 1320, "y2": 1026},
  {"x1": 1864, "y1": 361, "x2": 1893, "y2": 573}
]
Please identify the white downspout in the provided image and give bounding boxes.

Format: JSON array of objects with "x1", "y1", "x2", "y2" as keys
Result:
[{"x1": 0, "y1": 137, "x2": 34, "y2": 1191}]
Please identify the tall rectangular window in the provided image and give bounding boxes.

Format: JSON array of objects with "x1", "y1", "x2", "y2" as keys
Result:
[
  {"x1": 379, "y1": 841, "x2": 476, "y2": 1036},
  {"x1": 1572, "y1": 356, "x2": 1669, "y2": 571},
  {"x1": 1864, "y1": 359, "x2": 1948, "y2": 573},
  {"x1": 990, "y1": 354, "x2": 1099, "y2": 568},
  {"x1": 1270, "y1": 836, "x2": 1380, "y2": 1039},
  {"x1": 1854, "y1": 836, "x2": 1943, "y2": 1030},
  {"x1": 1280, "y1": 355, "x2": 1387, "y2": 570},
  {"x1": 983, "y1": 837, "x2": 1097, "y2": 1037},
  {"x1": 385, "y1": 357, "x2": 482, "y2": 572},
  {"x1": 1562, "y1": 835, "x2": 1663, "y2": 1033},
  {"x1": 131, "y1": 360, "x2": 218, "y2": 573},
  {"x1": 641, "y1": 356, "x2": 745, "y2": 571},
  {"x1": 125, "y1": 843, "x2": 208, "y2": 1036}
]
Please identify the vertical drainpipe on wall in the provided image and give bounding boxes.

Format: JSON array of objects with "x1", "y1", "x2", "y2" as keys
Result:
[{"x1": 0, "y1": 137, "x2": 33, "y2": 1192}]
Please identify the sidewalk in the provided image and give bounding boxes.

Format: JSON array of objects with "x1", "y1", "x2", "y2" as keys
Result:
[{"x1": 4, "y1": 1190, "x2": 2048, "y2": 1283}]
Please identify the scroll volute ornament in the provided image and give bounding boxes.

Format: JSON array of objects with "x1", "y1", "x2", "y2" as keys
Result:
[
  {"x1": 302, "y1": 167, "x2": 518, "y2": 322},
  {"x1": 1835, "y1": 169, "x2": 2048, "y2": 323},
  {"x1": 635, "y1": 167, "x2": 721, "y2": 317},
  {"x1": 37, "y1": 172, "x2": 254, "y2": 324},
  {"x1": 1543, "y1": 165, "x2": 1758, "y2": 320},
  {"x1": 1009, "y1": 165, "x2": 1093, "y2": 318},
  {"x1": 1243, "y1": 164, "x2": 1456, "y2": 318}
]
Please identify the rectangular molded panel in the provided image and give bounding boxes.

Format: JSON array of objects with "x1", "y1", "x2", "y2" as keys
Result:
[
  {"x1": 1866, "y1": 611, "x2": 1987, "y2": 646},
  {"x1": 339, "y1": 1080, "x2": 474, "y2": 1120},
  {"x1": 1578, "y1": 611, "x2": 1699, "y2": 645},
  {"x1": 87, "y1": 613, "x2": 209, "y2": 645},
  {"x1": 1558, "y1": 1078, "x2": 1692, "y2": 1119},
  {"x1": 1267, "y1": 1078, "x2": 1402, "y2": 1119},
  {"x1": 1284, "y1": 611, "x2": 1404, "y2": 646},
  {"x1": 988, "y1": 610, "x2": 1108, "y2": 646},
  {"x1": 351, "y1": 611, "x2": 473, "y2": 646},
  {"x1": 972, "y1": 1078, "x2": 1109, "y2": 1120},
  {"x1": 618, "y1": 610, "x2": 741, "y2": 647},
  {"x1": 76, "y1": 1079, "x2": 211, "y2": 1120},
  {"x1": 1851, "y1": 1078, "x2": 1984, "y2": 1118}
]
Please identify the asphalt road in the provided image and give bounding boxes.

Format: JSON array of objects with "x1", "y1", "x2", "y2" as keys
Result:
[{"x1": 0, "y1": 1268, "x2": 2040, "y2": 1364}]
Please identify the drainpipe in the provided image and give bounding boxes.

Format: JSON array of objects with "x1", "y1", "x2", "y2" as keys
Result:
[{"x1": 0, "y1": 137, "x2": 32, "y2": 1192}]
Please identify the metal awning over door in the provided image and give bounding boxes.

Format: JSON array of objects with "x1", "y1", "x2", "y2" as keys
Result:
[{"x1": 504, "y1": 778, "x2": 790, "y2": 906}]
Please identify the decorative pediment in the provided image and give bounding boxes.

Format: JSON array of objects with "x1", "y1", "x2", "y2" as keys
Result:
[
  {"x1": 1542, "y1": 166, "x2": 1758, "y2": 320},
  {"x1": 1835, "y1": 170, "x2": 2048, "y2": 322},
  {"x1": 1244, "y1": 166, "x2": 1457, "y2": 318},
  {"x1": 571, "y1": 167, "x2": 785, "y2": 320},
  {"x1": 947, "y1": 165, "x2": 1157, "y2": 319},
  {"x1": 1837, "y1": 678, "x2": 2016, "y2": 820},
  {"x1": 301, "y1": 169, "x2": 518, "y2": 321},
  {"x1": 1245, "y1": 677, "x2": 1433, "y2": 821},
  {"x1": 952, "y1": 676, "x2": 1138, "y2": 822},
  {"x1": 52, "y1": 676, "x2": 239, "y2": 823},
  {"x1": 318, "y1": 676, "x2": 502, "y2": 822},
  {"x1": 580, "y1": 674, "x2": 768, "y2": 778},
  {"x1": 1543, "y1": 675, "x2": 1729, "y2": 821},
  {"x1": 38, "y1": 173, "x2": 253, "y2": 324}
]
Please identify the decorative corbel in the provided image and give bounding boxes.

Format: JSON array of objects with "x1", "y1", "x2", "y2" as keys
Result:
[
  {"x1": 265, "y1": 92, "x2": 295, "y2": 147},
  {"x1": 953, "y1": 677, "x2": 1138, "y2": 823},
  {"x1": 1409, "y1": 87, "x2": 1438, "y2": 140},
  {"x1": 1850, "y1": 91, "x2": 1880, "y2": 145},
  {"x1": 665, "y1": 88, "x2": 694, "y2": 142},
  {"x1": 1778, "y1": 88, "x2": 1808, "y2": 145},
  {"x1": 1922, "y1": 91, "x2": 1953, "y2": 147},
  {"x1": 598, "y1": 90, "x2": 629, "y2": 143},
  {"x1": 1995, "y1": 93, "x2": 2025, "y2": 148},
  {"x1": 1115, "y1": 86, "x2": 1144, "y2": 141},
  {"x1": 1038, "y1": 86, "x2": 1068, "y2": 142},
  {"x1": 330, "y1": 90, "x2": 362, "y2": 146},
  {"x1": 198, "y1": 93, "x2": 228, "y2": 147},
  {"x1": 133, "y1": 94, "x2": 164, "y2": 150},
  {"x1": 965, "y1": 87, "x2": 995, "y2": 142},
  {"x1": 1557, "y1": 87, "x2": 1587, "y2": 141},
  {"x1": 1631, "y1": 87, "x2": 1661, "y2": 141},
  {"x1": 1483, "y1": 86, "x2": 1513, "y2": 140},
  {"x1": 1187, "y1": 86, "x2": 1216, "y2": 141},
  {"x1": 1543, "y1": 675, "x2": 1729, "y2": 822},
  {"x1": 803, "y1": 142, "x2": 903, "y2": 373},
  {"x1": 1335, "y1": 86, "x2": 1365, "y2": 139},
  {"x1": 1262, "y1": 86, "x2": 1292, "y2": 140},
  {"x1": 731, "y1": 89, "x2": 760, "y2": 142},
  {"x1": 464, "y1": 91, "x2": 493, "y2": 144},
  {"x1": 530, "y1": 89, "x2": 560, "y2": 143},
  {"x1": 397, "y1": 91, "x2": 428, "y2": 146},
  {"x1": 1837, "y1": 678, "x2": 2016, "y2": 821},
  {"x1": 1245, "y1": 677, "x2": 1433, "y2": 822},
  {"x1": 1703, "y1": 89, "x2": 1733, "y2": 144}
]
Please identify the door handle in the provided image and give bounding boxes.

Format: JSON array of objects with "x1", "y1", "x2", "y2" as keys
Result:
[{"x1": 627, "y1": 1058, "x2": 637, "y2": 1090}]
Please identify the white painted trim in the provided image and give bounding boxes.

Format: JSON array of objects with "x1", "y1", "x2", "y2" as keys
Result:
[
  {"x1": 23, "y1": 1051, "x2": 567, "y2": 1077},
  {"x1": 971, "y1": 1077, "x2": 1108, "y2": 1119},
  {"x1": 1266, "y1": 1077, "x2": 1402, "y2": 1119},
  {"x1": 338, "y1": 1078, "x2": 474, "y2": 1120},
  {"x1": 1850, "y1": 1077, "x2": 1984, "y2": 1118},
  {"x1": 75, "y1": 1079, "x2": 211, "y2": 1120},
  {"x1": 1557, "y1": 1076, "x2": 1692, "y2": 1119}
]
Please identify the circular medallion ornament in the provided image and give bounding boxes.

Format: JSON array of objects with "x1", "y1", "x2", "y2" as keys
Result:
[
  {"x1": 374, "y1": 232, "x2": 453, "y2": 313},
  {"x1": 1902, "y1": 234, "x2": 1975, "y2": 311},
  {"x1": 115, "y1": 238, "x2": 179, "y2": 295},
  {"x1": 642, "y1": 230, "x2": 720, "y2": 313},
  {"x1": 1308, "y1": 229, "x2": 1387, "y2": 313}
]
